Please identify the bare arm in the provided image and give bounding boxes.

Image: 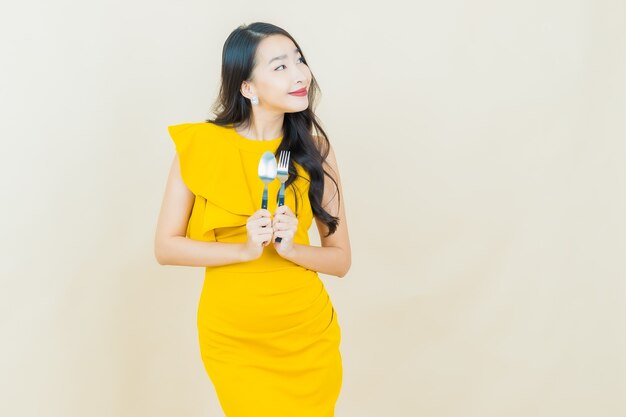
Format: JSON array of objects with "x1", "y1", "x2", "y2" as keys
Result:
[
  {"x1": 154, "y1": 154, "x2": 250, "y2": 267},
  {"x1": 280, "y1": 139, "x2": 352, "y2": 278}
]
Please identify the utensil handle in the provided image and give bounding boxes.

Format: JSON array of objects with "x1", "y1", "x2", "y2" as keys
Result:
[
  {"x1": 277, "y1": 183, "x2": 285, "y2": 206},
  {"x1": 261, "y1": 186, "x2": 268, "y2": 210},
  {"x1": 275, "y1": 184, "x2": 285, "y2": 243}
]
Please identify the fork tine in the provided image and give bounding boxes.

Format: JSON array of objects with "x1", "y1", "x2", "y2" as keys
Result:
[{"x1": 278, "y1": 150, "x2": 290, "y2": 171}]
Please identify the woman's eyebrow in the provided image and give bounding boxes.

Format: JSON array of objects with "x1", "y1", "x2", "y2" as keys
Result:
[{"x1": 268, "y1": 48, "x2": 301, "y2": 65}]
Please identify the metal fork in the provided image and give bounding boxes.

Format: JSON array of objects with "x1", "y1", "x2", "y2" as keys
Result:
[{"x1": 275, "y1": 150, "x2": 290, "y2": 243}]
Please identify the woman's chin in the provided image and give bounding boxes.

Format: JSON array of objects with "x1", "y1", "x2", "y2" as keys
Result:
[{"x1": 284, "y1": 103, "x2": 309, "y2": 113}]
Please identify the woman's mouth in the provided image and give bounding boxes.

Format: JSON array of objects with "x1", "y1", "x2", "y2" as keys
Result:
[{"x1": 288, "y1": 88, "x2": 308, "y2": 97}]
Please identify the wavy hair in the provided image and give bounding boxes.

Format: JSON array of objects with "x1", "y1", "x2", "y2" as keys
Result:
[{"x1": 205, "y1": 22, "x2": 340, "y2": 236}]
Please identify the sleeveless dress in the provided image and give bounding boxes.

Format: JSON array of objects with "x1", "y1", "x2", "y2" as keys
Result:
[{"x1": 167, "y1": 122, "x2": 343, "y2": 417}]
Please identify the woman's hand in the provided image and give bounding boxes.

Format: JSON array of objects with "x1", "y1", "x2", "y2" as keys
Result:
[
  {"x1": 272, "y1": 205, "x2": 298, "y2": 257},
  {"x1": 243, "y1": 209, "x2": 274, "y2": 261}
]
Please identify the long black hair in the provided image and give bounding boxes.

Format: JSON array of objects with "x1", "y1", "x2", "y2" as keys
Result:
[{"x1": 205, "y1": 22, "x2": 340, "y2": 237}]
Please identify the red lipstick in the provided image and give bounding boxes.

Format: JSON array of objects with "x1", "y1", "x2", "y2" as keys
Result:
[{"x1": 288, "y1": 88, "x2": 307, "y2": 97}]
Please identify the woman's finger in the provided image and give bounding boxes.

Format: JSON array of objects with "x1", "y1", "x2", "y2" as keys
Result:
[
  {"x1": 275, "y1": 205, "x2": 294, "y2": 216},
  {"x1": 274, "y1": 229, "x2": 294, "y2": 239},
  {"x1": 257, "y1": 216, "x2": 272, "y2": 226},
  {"x1": 273, "y1": 213, "x2": 297, "y2": 223}
]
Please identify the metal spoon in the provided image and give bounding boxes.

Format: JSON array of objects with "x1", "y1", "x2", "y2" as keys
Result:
[{"x1": 258, "y1": 151, "x2": 278, "y2": 210}]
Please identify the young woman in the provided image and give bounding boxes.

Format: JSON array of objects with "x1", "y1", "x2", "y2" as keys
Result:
[{"x1": 154, "y1": 22, "x2": 351, "y2": 416}]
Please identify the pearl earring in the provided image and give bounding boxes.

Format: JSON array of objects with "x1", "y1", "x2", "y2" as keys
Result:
[{"x1": 251, "y1": 95, "x2": 259, "y2": 105}]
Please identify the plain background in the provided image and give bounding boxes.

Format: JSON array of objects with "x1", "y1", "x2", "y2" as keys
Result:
[{"x1": 1, "y1": 0, "x2": 625, "y2": 416}]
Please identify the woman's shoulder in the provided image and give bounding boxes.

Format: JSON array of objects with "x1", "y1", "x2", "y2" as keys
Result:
[
  {"x1": 166, "y1": 122, "x2": 240, "y2": 198},
  {"x1": 167, "y1": 120, "x2": 229, "y2": 136},
  {"x1": 167, "y1": 121, "x2": 233, "y2": 152},
  {"x1": 311, "y1": 134, "x2": 334, "y2": 160}
]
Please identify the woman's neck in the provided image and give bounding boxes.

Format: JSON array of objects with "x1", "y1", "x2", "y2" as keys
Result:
[{"x1": 236, "y1": 111, "x2": 284, "y2": 141}]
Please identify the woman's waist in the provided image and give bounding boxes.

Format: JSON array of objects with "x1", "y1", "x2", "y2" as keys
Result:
[
  {"x1": 198, "y1": 267, "x2": 331, "y2": 332},
  {"x1": 204, "y1": 245, "x2": 310, "y2": 274},
  {"x1": 202, "y1": 260, "x2": 322, "y2": 296}
]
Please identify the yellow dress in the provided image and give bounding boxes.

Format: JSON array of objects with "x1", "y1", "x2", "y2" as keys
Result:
[{"x1": 167, "y1": 122, "x2": 343, "y2": 417}]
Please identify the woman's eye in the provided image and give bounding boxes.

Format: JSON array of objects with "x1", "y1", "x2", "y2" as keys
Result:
[{"x1": 275, "y1": 57, "x2": 306, "y2": 71}]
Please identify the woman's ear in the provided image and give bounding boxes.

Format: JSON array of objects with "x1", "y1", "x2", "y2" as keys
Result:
[{"x1": 240, "y1": 80, "x2": 255, "y2": 100}]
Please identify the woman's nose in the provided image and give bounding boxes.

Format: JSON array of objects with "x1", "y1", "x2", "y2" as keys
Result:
[{"x1": 292, "y1": 65, "x2": 308, "y2": 83}]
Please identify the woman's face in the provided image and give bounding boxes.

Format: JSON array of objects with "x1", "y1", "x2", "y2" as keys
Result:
[{"x1": 243, "y1": 34, "x2": 312, "y2": 114}]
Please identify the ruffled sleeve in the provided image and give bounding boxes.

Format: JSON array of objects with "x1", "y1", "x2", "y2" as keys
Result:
[{"x1": 167, "y1": 122, "x2": 256, "y2": 242}]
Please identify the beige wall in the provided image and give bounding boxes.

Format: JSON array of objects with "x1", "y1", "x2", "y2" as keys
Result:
[{"x1": 1, "y1": 0, "x2": 624, "y2": 416}]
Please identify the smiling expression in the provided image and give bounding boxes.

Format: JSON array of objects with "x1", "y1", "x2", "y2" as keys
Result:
[{"x1": 242, "y1": 34, "x2": 312, "y2": 113}]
